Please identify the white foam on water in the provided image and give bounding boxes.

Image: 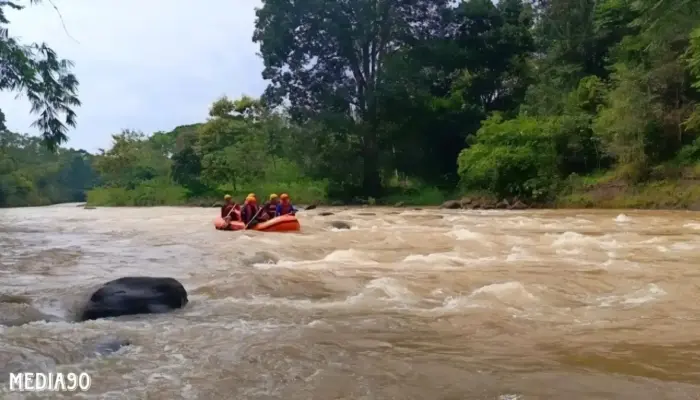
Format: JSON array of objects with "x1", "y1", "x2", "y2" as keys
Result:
[
  {"x1": 401, "y1": 253, "x2": 500, "y2": 269},
  {"x1": 641, "y1": 236, "x2": 663, "y2": 244},
  {"x1": 670, "y1": 242, "x2": 696, "y2": 251},
  {"x1": 615, "y1": 213, "x2": 631, "y2": 222},
  {"x1": 447, "y1": 229, "x2": 490, "y2": 243},
  {"x1": 346, "y1": 277, "x2": 420, "y2": 306},
  {"x1": 205, "y1": 277, "x2": 422, "y2": 312},
  {"x1": 656, "y1": 245, "x2": 669, "y2": 253},
  {"x1": 683, "y1": 222, "x2": 700, "y2": 230},
  {"x1": 258, "y1": 249, "x2": 380, "y2": 270},
  {"x1": 323, "y1": 249, "x2": 376, "y2": 263},
  {"x1": 549, "y1": 231, "x2": 620, "y2": 250},
  {"x1": 556, "y1": 248, "x2": 583, "y2": 256},
  {"x1": 439, "y1": 281, "x2": 539, "y2": 312},
  {"x1": 506, "y1": 246, "x2": 538, "y2": 262},
  {"x1": 470, "y1": 281, "x2": 538, "y2": 301},
  {"x1": 597, "y1": 284, "x2": 666, "y2": 307},
  {"x1": 601, "y1": 258, "x2": 640, "y2": 270},
  {"x1": 403, "y1": 252, "x2": 469, "y2": 265}
]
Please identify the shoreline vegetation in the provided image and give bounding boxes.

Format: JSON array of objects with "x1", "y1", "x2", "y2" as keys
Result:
[{"x1": 3, "y1": 1, "x2": 700, "y2": 212}]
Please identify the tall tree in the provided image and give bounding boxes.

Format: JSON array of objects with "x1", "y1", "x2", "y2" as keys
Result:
[
  {"x1": 253, "y1": 0, "x2": 451, "y2": 196},
  {"x1": 0, "y1": 0, "x2": 80, "y2": 150}
]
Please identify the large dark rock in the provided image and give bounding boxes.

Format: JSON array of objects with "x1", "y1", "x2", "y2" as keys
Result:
[{"x1": 79, "y1": 277, "x2": 188, "y2": 322}]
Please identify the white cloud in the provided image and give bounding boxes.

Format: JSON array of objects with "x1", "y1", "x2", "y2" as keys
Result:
[{"x1": 0, "y1": 0, "x2": 266, "y2": 151}]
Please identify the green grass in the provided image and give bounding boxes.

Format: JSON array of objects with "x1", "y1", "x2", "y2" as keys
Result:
[
  {"x1": 556, "y1": 167, "x2": 700, "y2": 209},
  {"x1": 85, "y1": 165, "x2": 700, "y2": 210},
  {"x1": 557, "y1": 181, "x2": 700, "y2": 209},
  {"x1": 87, "y1": 179, "x2": 329, "y2": 207},
  {"x1": 86, "y1": 180, "x2": 188, "y2": 206}
]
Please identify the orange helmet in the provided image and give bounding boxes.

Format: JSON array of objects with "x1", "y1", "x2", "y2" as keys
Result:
[{"x1": 280, "y1": 193, "x2": 289, "y2": 200}]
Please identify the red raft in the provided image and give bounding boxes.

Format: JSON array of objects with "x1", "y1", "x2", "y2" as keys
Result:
[{"x1": 214, "y1": 214, "x2": 301, "y2": 232}]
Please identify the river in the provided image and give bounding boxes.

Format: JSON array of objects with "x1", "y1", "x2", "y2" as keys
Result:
[{"x1": 1, "y1": 204, "x2": 700, "y2": 399}]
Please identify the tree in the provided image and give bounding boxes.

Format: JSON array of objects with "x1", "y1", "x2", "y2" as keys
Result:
[
  {"x1": 253, "y1": 0, "x2": 452, "y2": 196},
  {"x1": 92, "y1": 130, "x2": 171, "y2": 189},
  {"x1": 378, "y1": 0, "x2": 535, "y2": 185},
  {"x1": 0, "y1": 129, "x2": 96, "y2": 206},
  {"x1": 0, "y1": 0, "x2": 80, "y2": 150}
]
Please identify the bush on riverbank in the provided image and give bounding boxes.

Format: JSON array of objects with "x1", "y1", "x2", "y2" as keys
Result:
[
  {"x1": 85, "y1": 178, "x2": 450, "y2": 207},
  {"x1": 86, "y1": 180, "x2": 188, "y2": 206},
  {"x1": 556, "y1": 162, "x2": 700, "y2": 209}
]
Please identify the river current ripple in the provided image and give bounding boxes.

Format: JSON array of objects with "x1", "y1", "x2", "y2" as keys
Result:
[{"x1": 1, "y1": 204, "x2": 700, "y2": 399}]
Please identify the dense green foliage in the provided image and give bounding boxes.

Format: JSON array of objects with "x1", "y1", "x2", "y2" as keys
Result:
[
  {"x1": 4, "y1": 0, "x2": 700, "y2": 208},
  {"x1": 1, "y1": 0, "x2": 80, "y2": 150},
  {"x1": 0, "y1": 130, "x2": 96, "y2": 207}
]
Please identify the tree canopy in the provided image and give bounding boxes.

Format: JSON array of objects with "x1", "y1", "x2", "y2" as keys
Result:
[
  {"x1": 0, "y1": 0, "x2": 80, "y2": 150},
  {"x1": 4, "y1": 0, "x2": 700, "y2": 209}
]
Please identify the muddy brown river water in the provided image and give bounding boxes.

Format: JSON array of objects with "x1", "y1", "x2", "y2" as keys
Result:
[{"x1": 1, "y1": 204, "x2": 700, "y2": 399}]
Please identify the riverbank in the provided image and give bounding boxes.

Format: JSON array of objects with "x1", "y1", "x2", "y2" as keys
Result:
[
  {"x1": 79, "y1": 168, "x2": 700, "y2": 211},
  {"x1": 440, "y1": 179, "x2": 700, "y2": 211}
]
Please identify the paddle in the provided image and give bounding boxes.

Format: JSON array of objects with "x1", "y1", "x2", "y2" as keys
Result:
[
  {"x1": 244, "y1": 206, "x2": 264, "y2": 229},
  {"x1": 221, "y1": 202, "x2": 240, "y2": 224},
  {"x1": 223, "y1": 204, "x2": 238, "y2": 219}
]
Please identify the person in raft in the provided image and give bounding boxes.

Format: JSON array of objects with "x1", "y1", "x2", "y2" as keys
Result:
[
  {"x1": 221, "y1": 195, "x2": 241, "y2": 224},
  {"x1": 261, "y1": 193, "x2": 280, "y2": 219},
  {"x1": 240, "y1": 194, "x2": 269, "y2": 228},
  {"x1": 276, "y1": 193, "x2": 298, "y2": 216}
]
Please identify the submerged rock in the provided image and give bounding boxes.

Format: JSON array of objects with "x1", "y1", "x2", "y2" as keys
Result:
[
  {"x1": 0, "y1": 295, "x2": 60, "y2": 327},
  {"x1": 510, "y1": 200, "x2": 528, "y2": 210},
  {"x1": 304, "y1": 204, "x2": 317, "y2": 210},
  {"x1": 244, "y1": 251, "x2": 280, "y2": 265},
  {"x1": 78, "y1": 277, "x2": 188, "y2": 321},
  {"x1": 439, "y1": 200, "x2": 461, "y2": 209},
  {"x1": 319, "y1": 211, "x2": 335, "y2": 216},
  {"x1": 329, "y1": 221, "x2": 351, "y2": 230},
  {"x1": 496, "y1": 199, "x2": 510, "y2": 209},
  {"x1": 94, "y1": 337, "x2": 131, "y2": 356}
]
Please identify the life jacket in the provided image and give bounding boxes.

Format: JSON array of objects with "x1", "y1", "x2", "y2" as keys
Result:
[
  {"x1": 242, "y1": 203, "x2": 259, "y2": 223},
  {"x1": 221, "y1": 203, "x2": 235, "y2": 218},
  {"x1": 230, "y1": 206, "x2": 241, "y2": 221},
  {"x1": 278, "y1": 203, "x2": 294, "y2": 215},
  {"x1": 264, "y1": 202, "x2": 278, "y2": 218}
]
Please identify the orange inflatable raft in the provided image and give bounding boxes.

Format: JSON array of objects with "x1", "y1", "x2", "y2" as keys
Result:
[{"x1": 214, "y1": 214, "x2": 301, "y2": 232}]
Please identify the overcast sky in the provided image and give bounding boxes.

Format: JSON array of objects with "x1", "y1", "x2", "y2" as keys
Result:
[{"x1": 0, "y1": 0, "x2": 266, "y2": 152}]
